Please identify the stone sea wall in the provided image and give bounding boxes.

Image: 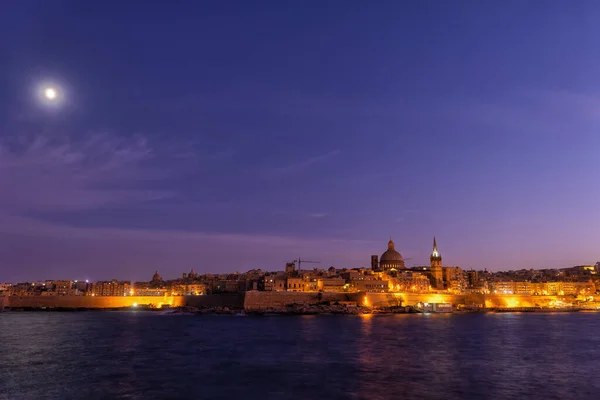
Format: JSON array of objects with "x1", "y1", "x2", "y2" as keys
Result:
[
  {"x1": 243, "y1": 291, "x2": 353, "y2": 310},
  {"x1": 362, "y1": 292, "x2": 575, "y2": 308},
  {"x1": 244, "y1": 291, "x2": 579, "y2": 310},
  {"x1": 3, "y1": 295, "x2": 187, "y2": 309},
  {"x1": 1, "y1": 294, "x2": 245, "y2": 310},
  {"x1": 0, "y1": 291, "x2": 580, "y2": 311},
  {"x1": 184, "y1": 293, "x2": 245, "y2": 309}
]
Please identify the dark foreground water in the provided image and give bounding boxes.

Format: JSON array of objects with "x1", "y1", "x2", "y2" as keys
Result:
[{"x1": 1, "y1": 312, "x2": 600, "y2": 400}]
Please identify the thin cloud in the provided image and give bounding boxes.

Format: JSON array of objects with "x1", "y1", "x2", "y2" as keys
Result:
[
  {"x1": 268, "y1": 149, "x2": 341, "y2": 177},
  {"x1": 0, "y1": 214, "x2": 378, "y2": 280},
  {"x1": 396, "y1": 209, "x2": 421, "y2": 223},
  {"x1": 449, "y1": 89, "x2": 600, "y2": 138},
  {"x1": 208, "y1": 148, "x2": 236, "y2": 160},
  {"x1": 0, "y1": 132, "x2": 174, "y2": 213},
  {"x1": 308, "y1": 212, "x2": 328, "y2": 218}
]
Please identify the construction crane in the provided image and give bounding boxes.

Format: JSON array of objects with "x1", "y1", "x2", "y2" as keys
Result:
[{"x1": 294, "y1": 257, "x2": 320, "y2": 272}]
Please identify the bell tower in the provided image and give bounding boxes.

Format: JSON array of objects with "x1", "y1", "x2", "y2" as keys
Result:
[{"x1": 430, "y1": 237, "x2": 443, "y2": 289}]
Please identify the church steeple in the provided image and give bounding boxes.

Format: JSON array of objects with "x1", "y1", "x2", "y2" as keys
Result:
[
  {"x1": 430, "y1": 236, "x2": 441, "y2": 261},
  {"x1": 430, "y1": 236, "x2": 443, "y2": 289}
]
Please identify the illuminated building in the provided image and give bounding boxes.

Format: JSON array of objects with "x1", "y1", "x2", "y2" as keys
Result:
[
  {"x1": 52, "y1": 280, "x2": 73, "y2": 296},
  {"x1": 286, "y1": 277, "x2": 304, "y2": 292},
  {"x1": 270, "y1": 276, "x2": 287, "y2": 291},
  {"x1": 430, "y1": 237, "x2": 443, "y2": 289},
  {"x1": 376, "y1": 238, "x2": 406, "y2": 272},
  {"x1": 7, "y1": 283, "x2": 37, "y2": 296},
  {"x1": 170, "y1": 283, "x2": 206, "y2": 295},
  {"x1": 317, "y1": 278, "x2": 346, "y2": 292},
  {"x1": 388, "y1": 271, "x2": 431, "y2": 292},
  {"x1": 0, "y1": 283, "x2": 11, "y2": 294},
  {"x1": 353, "y1": 280, "x2": 388, "y2": 293},
  {"x1": 467, "y1": 270, "x2": 479, "y2": 288},
  {"x1": 89, "y1": 280, "x2": 132, "y2": 296}
]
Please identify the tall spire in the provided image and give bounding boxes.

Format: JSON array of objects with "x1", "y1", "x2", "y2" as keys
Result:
[{"x1": 431, "y1": 236, "x2": 440, "y2": 259}]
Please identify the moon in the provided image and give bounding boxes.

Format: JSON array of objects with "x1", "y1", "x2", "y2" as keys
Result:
[
  {"x1": 44, "y1": 87, "x2": 57, "y2": 100},
  {"x1": 36, "y1": 82, "x2": 64, "y2": 108}
]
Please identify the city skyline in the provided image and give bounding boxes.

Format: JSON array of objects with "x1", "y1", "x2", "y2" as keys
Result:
[{"x1": 2, "y1": 1, "x2": 600, "y2": 281}]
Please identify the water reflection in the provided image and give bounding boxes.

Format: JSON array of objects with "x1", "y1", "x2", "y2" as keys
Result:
[{"x1": 1, "y1": 312, "x2": 600, "y2": 399}]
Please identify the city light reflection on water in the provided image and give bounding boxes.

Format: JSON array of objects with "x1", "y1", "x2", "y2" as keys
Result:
[{"x1": 1, "y1": 312, "x2": 600, "y2": 399}]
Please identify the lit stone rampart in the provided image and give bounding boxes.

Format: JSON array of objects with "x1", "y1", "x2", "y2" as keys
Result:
[
  {"x1": 361, "y1": 292, "x2": 579, "y2": 308},
  {"x1": 1, "y1": 292, "x2": 587, "y2": 311},
  {"x1": 4, "y1": 295, "x2": 186, "y2": 309}
]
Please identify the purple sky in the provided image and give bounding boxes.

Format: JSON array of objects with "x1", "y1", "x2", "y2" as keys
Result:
[{"x1": 1, "y1": 1, "x2": 599, "y2": 282}]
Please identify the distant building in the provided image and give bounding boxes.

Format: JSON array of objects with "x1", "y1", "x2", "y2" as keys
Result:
[
  {"x1": 353, "y1": 280, "x2": 388, "y2": 293},
  {"x1": 0, "y1": 283, "x2": 12, "y2": 294},
  {"x1": 133, "y1": 286, "x2": 168, "y2": 296},
  {"x1": 170, "y1": 283, "x2": 206, "y2": 296},
  {"x1": 317, "y1": 278, "x2": 346, "y2": 292},
  {"x1": 52, "y1": 280, "x2": 73, "y2": 296},
  {"x1": 443, "y1": 266, "x2": 463, "y2": 283},
  {"x1": 8, "y1": 283, "x2": 36, "y2": 296},
  {"x1": 467, "y1": 270, "x2": 480, "y2": 288},
  {"x1": 376, "y1": 238, "x2": 406, "y2": 272},
  {"x1": 150, "y1": 271, "x2": 164, "y2": 287},
  {"x1": 73, "y1": 281, "x2": 89, "y2": 294},
  {"x1": 131, "y1": 271, "x2": 168, "y2": 296},
  {"x1": 286, "y1": 277, "x2": 304, "y2": 292},
  {"x1": 371, "y1": 255, "x2": 379, "y2": 270},
  {"x1": 89, "y1": 280, "x2": 131, "y2": 296},
  {"x1": 285, "y1": 263, "x2": 296, "y2": 274},
  {"x1": 262, "y1": 274, "x2": 287, "y2": 292},
  {"x1": 430, "y1": 237, "x2": 443, "y2": 289},
  {"x1": 388, "y1": 271, "x2": 430, "y2": 292}
]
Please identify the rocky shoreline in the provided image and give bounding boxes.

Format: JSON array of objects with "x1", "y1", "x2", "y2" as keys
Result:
[
  {"x1": 4, "y1": 304, "x2": 592, "y2": 314},
  {"x1": 170, "y1": 303, "x2": 422, "y2": 315}
]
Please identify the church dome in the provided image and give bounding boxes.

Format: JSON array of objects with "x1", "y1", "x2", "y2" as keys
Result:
[
  {"x1": 379, "y1": 239, "x2": 405, "y2": 270},
  {"x1": 380, "y1": 248, "x2": 403, "y2": 262}
]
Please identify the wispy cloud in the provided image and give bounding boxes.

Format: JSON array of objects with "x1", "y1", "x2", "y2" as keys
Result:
[
  {"x1": 396, "y1": 209, "x2": 421, "y2": 223},
  {"x1": 0, "y1": 213, "x2": 377, "y2": 280},
  {"x1": 267, "y1": 149, "x2": 341, "y2": 177},
  {"x1": 449, "y1": 88, "x2": 600, "y2": 138},
  {"x1": 0, "y1": 132, "x2": 173, "y2": 214},
  {"x1": 271, "y1": 210, "x2": 329, "y2": 219},
  {"x1": 308, "y1": 212, "x2": 328, "y2": 218},
  {"x1": 208, "y1": 148, "x2": 236, "y2": 161},
  {"x1": 0, "y1": 133, "x2": 378, "y2": 280}
]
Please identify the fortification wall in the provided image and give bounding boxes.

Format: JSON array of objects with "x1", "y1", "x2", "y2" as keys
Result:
[
  {"x1": 4, "y1": 295, "x2": 187, "y2": 309},
  {"x1": 478, "y1": 294, "x2": 567, "y2": 308},
  {"x1": 1, "y1": 292, "x2": 577, "y2": 311},
  {"x1": 243, "y1": 291, "x2": 352, "y2": 310},
  {"x1": 184, "y1": 293, "x2": 245, "y2": 309},
  {"x1": 3, "y1": 294, "x2": 245, "y2": 310},
  {"x1": 362, "y1": 292, "x2": 573, "y2": 308},
  {"x1": 361, "y1": 292, "x2": 466, "y2": 307}
]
